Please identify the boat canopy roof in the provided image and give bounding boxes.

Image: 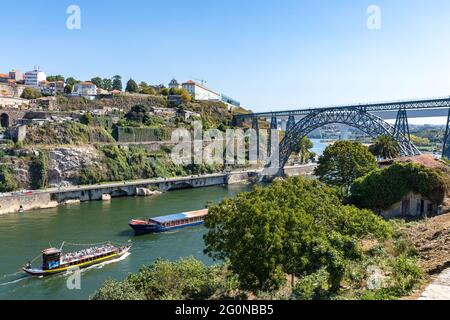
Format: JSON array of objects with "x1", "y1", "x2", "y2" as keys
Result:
[
  {"x1": 150, "y1": 209, "x2": 208, "y2": 224},
  {"x1": 42, "y1": 248, "x2": 61, "y2": 255}
]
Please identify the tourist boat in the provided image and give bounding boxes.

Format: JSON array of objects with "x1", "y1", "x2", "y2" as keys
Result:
[
  {"x1": 22, "y1": 242, "x2": 132, "y2": 277},
  {"x1": 129, "y1": 209, "x2": 208, "y2": 235}
]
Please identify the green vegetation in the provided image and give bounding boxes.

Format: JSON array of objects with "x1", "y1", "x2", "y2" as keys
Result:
[
  {"x1": 293, "y1": 137, "x2": 315, "y2": 164},
  {"x1": 349, "y1": 163, "x2": 449, "y2": 210},
  {"x1": 112, "y1": 75, "x2": 123, "y2": 91},
  {"x1": 314, "y1": 141, "x2": 377, "y2": 192},
  {"x1": 20, "y1": 87, "x2": 42, "y2": 100},
  {"x1": 24, "y1": 122, "x2": 115, "y2": 145},
  {"x1": 94, "y1": 177, "x2": 423, "y2": 300},
  {"x1": 126, "y1": 79, "x2": 138, "y2": 93},
  {"x1": 0, "y1": 165, "x2": 18, "y2": 192},
  {"x1": 29, "y1": 152, "x2": 49, "y2": 190},
  {"x1": 91, "y1": 257, "x2": 238, "y2": 300},
  {"x1": 369, "y1": 135, "x2": 400, "y2": 159},
  {"x1": 204, "y1": 177, "x2": 392, "y2": 294},
  {"x1": 47, "y1": 75, "x2": 65, "y2": 82},
  {"x1": 79, "y1": 145, "x2": 223, "y2": 185}
]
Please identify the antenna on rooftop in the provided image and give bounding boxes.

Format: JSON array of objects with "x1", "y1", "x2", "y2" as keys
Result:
[{"x1": 191, "y1": 77, "x2": 207, "y2": 86}]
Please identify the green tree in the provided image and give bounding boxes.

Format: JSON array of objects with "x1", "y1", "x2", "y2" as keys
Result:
[
  {"x1": 159, "y1": 87, "x2": 169, "y2": 96},
  {"x1": 65, "y1": 77, "x2": 79, "y2": 86},
  {"x1": 294, "y1": 137, "x2": 314, "y2": 164},
  {"x1": 64, "y1": 84, "x2": 73, "y2": 94},
  {"x1": 125, "y1": 104, "x2": 151, "y2": 124},
  {"x1": 314, "y1": 141, "x2": 377, "y2": 192},
  {"x1": 102, "y1": 78, "x2": 113, "y2": 91},
  {"x1": 112, "y1": 75, "x2": 123, "y2": 91},
  {"x1": 180, "y1": 89, "x2": 192, "y2": 103},
  {"x1": 46, "y1": 75, "x2": 65, "y2": 82},
  {"x1": 80, "y1": 112, "x2": 94, "y2": 126},
  {"x1": 21, "y1": 87, "x2": 42, "y2": 99},
  {"x1": 126, "y1": 78, "x2": 138, "y2": 93},
  {"x1": 91, "y1": 77, "x2": 103, "y2": 89},
  {"x1": 204, "y1": 177, "x2": 391, "y2": 294},
  {"x1": 369, "y1": 135, "x2": 400, "y2": 159}
]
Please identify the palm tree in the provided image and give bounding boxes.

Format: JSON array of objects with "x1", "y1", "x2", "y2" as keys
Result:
[{"x1": 369, "y1": 135, "x2": 400, "y2": 159}]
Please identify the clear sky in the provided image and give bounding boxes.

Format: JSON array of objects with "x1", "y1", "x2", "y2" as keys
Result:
[{"x1": 2, "y1": 0, "x2": 450, "y2": 120}]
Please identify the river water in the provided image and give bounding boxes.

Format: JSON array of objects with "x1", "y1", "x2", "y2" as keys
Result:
[
  {"x1": 0, "y1": 184, "x2": 252, "y2": 300},
  {"x1": 0, "y1": 139, "x2": 327, "y2": 300}
]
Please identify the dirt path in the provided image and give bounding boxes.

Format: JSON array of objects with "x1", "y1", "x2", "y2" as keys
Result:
[
  {"x1": 402, "y1": 213, "x2": 450, "y2": 300},
  {"x1": 419, "y1": 268, "x2": 450, "y2": 300}
]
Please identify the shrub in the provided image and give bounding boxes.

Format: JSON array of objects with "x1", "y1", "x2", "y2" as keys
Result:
[
  {"x1": 0, "y1": 165, "x2": 18, "y2": 192},
  {"x1": 349, "y1": 163, "x2": 449, "y2": 210}
]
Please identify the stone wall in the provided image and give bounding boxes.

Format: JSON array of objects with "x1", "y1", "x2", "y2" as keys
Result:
[
  {"x1": 0, "y1": 192, "x2": 57, "y2": 215},
  {"x1": 380, "y1": 192, "x2": 439, "y2": 219}
]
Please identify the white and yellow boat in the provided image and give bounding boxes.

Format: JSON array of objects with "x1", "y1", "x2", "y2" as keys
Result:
[{"x1": 23, "y1": 242, "x2": 132, "y2": 277}]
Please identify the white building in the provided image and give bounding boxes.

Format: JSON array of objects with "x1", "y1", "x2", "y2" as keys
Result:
[
  {"x1": 182, "y1": 80, "x2": 220, "y2": 101},
  {"x1": 24, "y1": 69, "x2": 47, "y2": 87},
  {"x1": 73, "y1": 82, "x2": 97, "y2": 98}
]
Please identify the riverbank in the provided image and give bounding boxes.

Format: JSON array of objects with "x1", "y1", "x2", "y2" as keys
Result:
[{"x1": 0, "y1": 165, "x2": 318, "y2": 215}]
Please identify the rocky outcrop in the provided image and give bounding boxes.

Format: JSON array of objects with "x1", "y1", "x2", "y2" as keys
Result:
[
  {"x1": 47, "y1": 146, "x2": 105, "y2": 187},
  {"x1": 136, "y1": 187, "x2": 162, "y2": 197}
]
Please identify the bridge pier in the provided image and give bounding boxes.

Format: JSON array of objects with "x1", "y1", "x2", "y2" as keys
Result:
[
  {"x1": 443, "y1": 109, "x2": 450, "y2": 159},
  {"x1": 252, "y1": 117, "x2": 260, "y2": 159},
  {"x1": 394, "y1": 106, "x2": 411, "y2": 141},
  {"x1": 268, "y1": 116, "x2": 278, "y2": 157},
  {"x1": 286, "y1": 114, "x2": 296, "y2": 132}
]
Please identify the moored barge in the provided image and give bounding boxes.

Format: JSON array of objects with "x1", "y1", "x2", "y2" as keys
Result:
[
  {"x1": 129, "y1": 209, "x2": 208, "y2": 235},
  {"x1": 23, "y1": 242, "x2": 132, "y2": 277}
]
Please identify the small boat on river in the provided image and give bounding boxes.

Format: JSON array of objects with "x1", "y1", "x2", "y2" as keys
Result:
[
  {"x1": 129, "y1": 209, "x2": 208, "y2": 235},
  {"x1": 23, "y1": 242, "x2": 132, "y2": 277}
]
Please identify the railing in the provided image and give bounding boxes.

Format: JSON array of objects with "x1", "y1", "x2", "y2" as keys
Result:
[{"x1": 235, "y1": 96, "x2": 450, "y2": 119}]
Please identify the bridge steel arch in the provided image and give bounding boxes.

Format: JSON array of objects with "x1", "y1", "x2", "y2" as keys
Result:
[{"x1": 275, "y1": 108, "x2": 421, "y2": 169}]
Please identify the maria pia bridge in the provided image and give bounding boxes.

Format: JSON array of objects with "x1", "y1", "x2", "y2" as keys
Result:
[{"x1": 233, "y1": 96, "x2": 450, "y2": 169}]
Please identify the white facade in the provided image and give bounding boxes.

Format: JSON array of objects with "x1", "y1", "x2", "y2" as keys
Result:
[
  {"x1": 73, "y1": 82, "x2": 97, "y2": 97},
  {"x1": 24, "y1": 70, "x2": 47, "y2": 87},
  {"x1": 182, "y1": 80, "x2": 220, "y2": 101}
]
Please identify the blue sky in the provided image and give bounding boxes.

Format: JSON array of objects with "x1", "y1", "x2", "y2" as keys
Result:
[{"x1": 2, "y1": 0, "x2": 450, "y2": 120}]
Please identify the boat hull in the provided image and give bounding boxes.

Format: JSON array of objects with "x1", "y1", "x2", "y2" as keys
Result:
[
  {"x1": 129, "y1": 221, "x2": 204, "y2": 235},
  {"x1": 23, "y1": 246, "x2": 131, "y2": 277}
]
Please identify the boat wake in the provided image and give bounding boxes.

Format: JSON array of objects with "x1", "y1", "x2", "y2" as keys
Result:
[{"x1": 0, "y1": 272, "x2": 28, "y2": 287}]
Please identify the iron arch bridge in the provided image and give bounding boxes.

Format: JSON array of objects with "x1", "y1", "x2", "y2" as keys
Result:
[
  {"x1": 233, "y1": 96, "x2": 450, "y2": 170},
  {"x1": 278, "y1": 108, "x2": 419, "y2": 169}
]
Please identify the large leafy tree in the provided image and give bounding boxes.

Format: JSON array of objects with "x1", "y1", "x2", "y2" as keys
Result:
[
  {"x1": 126, "y1": 78, "x2": 138, "y2": 93},
  {"x1": 102, "y1": 78, "x2": 113, "y2": 91},
  {"x1": 90, "y1": 77, "x2": 103, "y2": 89},
  {"x1": 125, "y1": 104, "x2": 151, "y2": 124},
  {"x1": 21, "y1": 87, "x2": 42, "y2": 99},
  {"x1": 65, "y1": 77, "x2": 79, "y2": 86},
  {"x1": 314, "y1": 141, "x2": 377, "y2": 191},
  {"x1": 204, "y1": 177, "x2": 391, "y2": 294},
  {"x1": 112, "y1": 75, "x2": 123, "y2": 91},
  {"x1": 369, "y1": 135, "x2": 400, "y2": 160}
]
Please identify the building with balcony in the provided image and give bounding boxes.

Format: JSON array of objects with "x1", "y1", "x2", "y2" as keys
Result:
[
  {"x1": 24, "y1": 69, "x2": 47, "y2": 87},
  {"x1": 73, "y1": 82, "x2": 97, "y2": 98}
]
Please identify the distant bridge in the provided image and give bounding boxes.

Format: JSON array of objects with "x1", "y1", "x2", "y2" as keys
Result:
[{"x1": 233, "y1": 96, "x2": 450, "y2": 169}]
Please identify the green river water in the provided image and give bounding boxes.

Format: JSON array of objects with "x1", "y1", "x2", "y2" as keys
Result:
[{"x1": 0, "y1": 184, "x2": 252, "y2": 300}]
